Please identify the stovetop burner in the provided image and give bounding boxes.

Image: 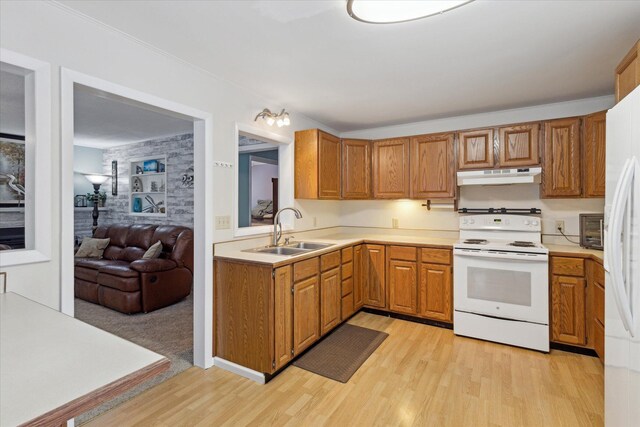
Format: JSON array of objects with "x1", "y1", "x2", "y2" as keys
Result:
[
  {"x1": 509, "y1": 241, "x2": 537, "y2": 248},
  {"x1": 463, "y1": 239, "x2": 488, "y2": 245}
]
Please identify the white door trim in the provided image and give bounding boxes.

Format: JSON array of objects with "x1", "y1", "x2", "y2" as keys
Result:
[{"x1": 60, "y1": 68, "x2": 214, "y2": 369}]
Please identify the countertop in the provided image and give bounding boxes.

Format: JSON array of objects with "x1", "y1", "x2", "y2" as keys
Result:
[
  {"x1": 545, "y1": 244, "x2": 604, "y2": 262},
  {"x1": 0, "y1": 292, "x2": 169, "y2": 426},
  {"x1": 214, "y1": 232, "x2": 458, "y2": 267}
]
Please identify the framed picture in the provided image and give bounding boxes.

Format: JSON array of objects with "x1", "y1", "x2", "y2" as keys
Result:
[
  {"x1": 74, "y1": 195, "x2": 87, "y2": 207},
  {"x1": 143, "y1": 160, "x2": 158, "y2": 173},
  {"x1": 111, "y1": 160, "x2": 118, "y2": 196}
]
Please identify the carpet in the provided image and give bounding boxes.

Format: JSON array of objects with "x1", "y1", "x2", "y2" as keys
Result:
[
  {"x1": 292, "y1": 323, "x2": 388, "y2": 383},
  {"x1": 73, "y1": 293, "x2": 193, "y2": 425}
]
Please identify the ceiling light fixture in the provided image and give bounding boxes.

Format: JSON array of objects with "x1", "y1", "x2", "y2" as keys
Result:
[
  {"x1": 255, "y1": 108, "x2": 291, "y2": 127},
  {"x1": 346, "y1": 0, "x2": 473, "y2": 24}
]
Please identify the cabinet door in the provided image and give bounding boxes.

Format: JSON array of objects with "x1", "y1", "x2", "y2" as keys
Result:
[
  {"x1": 363, "y1": 244, "x2": 386, "y2": 308},
  {"x1": 318, "y1": 131, "x2": 341, "y2": 199},
  {"x1": 498, "y1": 123, "x2": 540, "y2": 167},
  {"x1": 388, "y1": 260, "x2": 418, "y2": 314},
  {"x1": 551, "y1": 275, "x2": 586, "y2": 345},
  {"x1": 273, "y1": 265, "x2": 292, "y2": 371},
  {"x1": 353, "y1": 245, "x2": 365, "y2": 309},
  {"x1": 583, "y1": 111, "x2": 606, "y2": 198},
  {"x1": 372, "y1": 138, "x2": 410, "y2": 198},
  {"x1": 410, "y1": 133, "x2": 455, "y2": 199},
  {"x1": 543, "y1": 118, "x2": 581, "y2": 197},
  {"x1": 320, "y1": 267, "x2": 341, "y2": 335},
  {"x1": 458, "y1": 129, "x2": 494, "y2": 170},
  {"x1": 342, "y1": 139, "x2": 371, "y2": 199},
  {"x1": 293, "y1": 275, "x2": 320, "y2": 355},
  {"x1": 418, "y1": 263, "x2": 452, "y2": 322}
]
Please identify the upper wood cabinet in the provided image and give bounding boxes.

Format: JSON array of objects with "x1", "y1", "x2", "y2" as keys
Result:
[
  {"x1": 583, "y1": 111, "x2": 606, "y2": 198},
  {"x1": 615, "y1": 39, "x2": 640, "y2": 104},
  {"x1": 542, "y1": 118, "x2": 581, "y2": 198},
  {"x1": 457, "y1": 128, "x2": 494, "y2": 170},
  {"x1": 342, "y1": 139, "x2": 371, "y2": 199},
  {"x1": 498, "y1": 123, "x2": 540, "y2": 167},
  {"x1": 363, "y1": 244, "x2": 386, "y2": 308},
  {"x1": 372, "y1": 138, "x2": 410, "y2": 199},
  {"x1": 410, "y1": 133, "x2": 455, "y2": 199},
  {"x1": 295, "y1": 129, "x2": 341, "y2": 199}
]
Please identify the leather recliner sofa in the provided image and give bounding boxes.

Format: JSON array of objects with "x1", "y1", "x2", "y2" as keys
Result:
[{"x1": 74, "y1": 224, "x2": 193, "y2": 314}]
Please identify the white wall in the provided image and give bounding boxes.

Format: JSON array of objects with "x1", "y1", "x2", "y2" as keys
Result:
[
  {"x1": 250, "y1": 163, "x2": 278, "y2": 209},
  {"x1": 0, "y1": 1, "x2": 340, "y2": 308},
  {"x1": 339, "y1": 96, "x2": 613, "y2": 240},
  {"x1": 73, "y1": 145, "x2": 104, "y2": 196}
]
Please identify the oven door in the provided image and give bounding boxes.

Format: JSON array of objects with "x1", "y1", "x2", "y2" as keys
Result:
[{"x1": 453, "y1": 249, "x2": 549, "y2": 324}]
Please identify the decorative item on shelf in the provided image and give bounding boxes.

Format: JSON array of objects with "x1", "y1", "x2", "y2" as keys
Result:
[
  {"x1": 143, "y1": 195, "x2": 164, "y2": 214},
  {"x1": 74, "y1": 195, "x2": 87, "y2": 207},
  {"x1": 158, "y1": 162, "x2": 165, "y2": 173},
  {"x1": 182, "y1": 166, "x2": 194, "y2": 188},
  {"x1": 254, "y1": 108, "x2": 290, "y2": 127},
  {"x1": 131, "y1": 176, "x2": 143, "y2": 193},
  {"x1": 111, "y1": 160, "x2": 118, "y2": 196},
  {"x1": 143, "y1": 159, "x2": 158, "y2": 173},
  {"x1": 85, "y1": 191, "x2": 107, "y2": 207},
  {"x1": 132, "y1": 197, "x2": 143, "y2": 213},
  {"x1": 159, "y1": 181, "x2": 165, "y2": 192},
  {"x1": 83, "y1": 174, "x2": 110, "y2": 234},
  {"x1": 136, "y1": 165, "x2": 143, "y2": 175},
  {"x1": 150, "y1": 181, "x2": 158, "y2": 192}
]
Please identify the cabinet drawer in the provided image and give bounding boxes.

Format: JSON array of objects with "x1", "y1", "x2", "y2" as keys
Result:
[
  {"x1": 342, "y1": 276, "x2": 353, "y2": 297},
  {"x1": 389, "y1": 245, "x2": 417, "y2": 261},
  {"x1": 341, "y1": 246, "x2": 353, "y2": 263},
  {"x1": 594, "y1": 282, "x2": 605, "y2": 326},
  {"x1": 321, "y1": 251, "x2": 341, "y2": 272},
  {"x1": 342, "y1": 261, "x2": 353, "y2": 279},
  {"x1": 342, "y1": 292, "x2": 354, "y2": 320},
  {"x1": 552, "y1": 257, "x2": 585, "y2": 277},
  {"x1": 293, "y1": 257, "x2": 319, "y2": 282},
  {"x1": 421, "y1": 248, "x2": 451, "y2": 265}
]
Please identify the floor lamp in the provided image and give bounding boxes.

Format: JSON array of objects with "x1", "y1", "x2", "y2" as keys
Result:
[{"x1": 84, "y1": 174, "x2": 110, "y2": 234}]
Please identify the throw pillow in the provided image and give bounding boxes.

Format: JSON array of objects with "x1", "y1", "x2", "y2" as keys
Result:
[
  {"x1": 143, "y1": 240, "x2": 163, "y2": 259},
  {"x1": 75, "y1": 237, "x2": 110, "y2": 258}
]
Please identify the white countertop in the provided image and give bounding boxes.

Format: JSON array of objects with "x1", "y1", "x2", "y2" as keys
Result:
[
  {"x1": 0, "y1": 292, "x2": 168, "y2": 426},
  {"x1": 214, "y1": 232, "x2": 458, "y2": 266},
  {"x1": 545, "y1": 244, "x2": 604, "y2": 262}
]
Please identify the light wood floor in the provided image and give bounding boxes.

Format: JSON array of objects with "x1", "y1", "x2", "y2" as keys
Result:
[{"x1": 87, "y1": 312, "x2": 603, "y2": 426}]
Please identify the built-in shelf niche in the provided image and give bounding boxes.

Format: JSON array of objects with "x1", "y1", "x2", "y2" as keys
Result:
[{"x1": 129, "y1": 155, "x2": 167, "y2": 217}]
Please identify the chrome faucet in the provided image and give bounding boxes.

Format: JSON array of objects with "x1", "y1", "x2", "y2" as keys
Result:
[{"x1": 272, "y1": 207, "x2": 302, "y2": 246}]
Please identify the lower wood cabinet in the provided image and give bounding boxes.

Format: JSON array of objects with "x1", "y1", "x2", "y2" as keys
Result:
[
  {"x1": 363, "y1": 244, "x2": 386, "y2": 308},
  {"x1": 590, "y1": 259, "x2": 605, "y2": 362},
  {"x1": 418, "y1": 263, "x2": 452, "y2": 322},
  {"x1": 274, "y1": 265, "x2": 293, "y2": 371},
  {"x1": 388, "y1": 259, "x2": 418, "y2": 314},
  {"x1": 353, "y1": 245, "x2": 365, "y2": 309},
  {"x1": 551, "y1": 274, "x2": 586, "y2": 345},
  {"x1": 293, "y1": 275, "x2": 320, "y2": 356},
  {"x1": 320, "y1": 266, "x2": 341, "y2": 335}
]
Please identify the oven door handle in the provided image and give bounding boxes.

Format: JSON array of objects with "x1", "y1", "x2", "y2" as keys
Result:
[{"x1": 454, "y1": 249, "x2": 548, "y2": 262}]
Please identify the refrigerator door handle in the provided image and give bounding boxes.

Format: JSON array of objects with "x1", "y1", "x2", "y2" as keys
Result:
[{"x1": 605, "y1": 156, "x2": 637, "y2": 337}]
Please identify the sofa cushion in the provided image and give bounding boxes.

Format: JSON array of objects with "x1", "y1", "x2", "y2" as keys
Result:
[
  {"x1": 74, "y1": 278, "x2": 99, "y2": 303},
  {"x1": 97, "y1": 273, "x2": 140, "y2": 292},
  {"x1": 75, "y1": 266, "x2": 99, "y2": 282},
  {"x1": 75, "y1": 258, "x2": 115, "y2": 270},
  {"x1": 125, "y1": 224, "x2": 157, "y2": 249},
  {"x1": 98, "y1": 286, "x2": 142, "y2": 314},
  {"x1": 143, "y1": 240, "x2": 163, "y2": 259},
  {"x1": 98, "y1": 261, "x2": 139, "y2": 278},
  {"x1": 121, "y1": 247, "x2": 147, "y2": 262}
]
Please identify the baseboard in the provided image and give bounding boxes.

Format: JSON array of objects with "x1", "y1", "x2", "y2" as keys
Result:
[
  {"x1": 550, "y1": 342, "x2": 598, "y2": 357},
  {"x1": 212, "y1": 357, "x2": 265, "y2": 384},
  {"x1": 362, "y1": 307, "x2": 453, "y2": 330}
]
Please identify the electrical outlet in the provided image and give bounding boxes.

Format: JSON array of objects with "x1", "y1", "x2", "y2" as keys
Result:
[
  {"x1": 215, "y1": 215, "x2": 231, "y2": 230},
  {"x1": 392, "y1": 218, "x2": 399, "y2": 229},
  {"x1": 555, "y1": 220, "x2": 565, "y2": 234}
]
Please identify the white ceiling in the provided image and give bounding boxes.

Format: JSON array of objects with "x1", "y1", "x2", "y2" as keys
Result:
[
  {"x1": 0, "y1": 69, "x2": 25, "y2": 136},
  {"x1": 73, "y1": 85, "x2": 193, "y2": 149},
  {"x1": 44, "y1": 1, "x2": 640, "y2": 131}
]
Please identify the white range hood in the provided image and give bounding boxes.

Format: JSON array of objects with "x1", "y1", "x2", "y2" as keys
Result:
[{"x1": 457, "y1": 167, "x2": 542, "y2": 186}]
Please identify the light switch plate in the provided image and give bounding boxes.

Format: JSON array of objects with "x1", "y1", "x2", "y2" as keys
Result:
[
  {"x1": 215, "y1": 216, "x2": 231, "y2": 229},
  {"x1": 392, "y1": 218, "x2": 399, "y2": 228}
]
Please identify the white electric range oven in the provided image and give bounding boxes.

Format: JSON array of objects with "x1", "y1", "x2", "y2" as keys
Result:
[{"x1": 453, "y1": 213, "x2": 549, "y2": 352}]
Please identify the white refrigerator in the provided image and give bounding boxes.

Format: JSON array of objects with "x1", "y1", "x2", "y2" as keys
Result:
[{"x1": 605, "y1": 85, "x2": 640, "y2": 427}]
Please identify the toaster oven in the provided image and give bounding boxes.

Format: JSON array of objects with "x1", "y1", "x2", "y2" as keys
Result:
[{"x1": 579, "y1": 213, "x2": 604, "y2": 250}]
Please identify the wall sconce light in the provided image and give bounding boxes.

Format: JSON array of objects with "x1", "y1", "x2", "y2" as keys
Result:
[{"x1": 254, "y1": 108, "x2": 290, "y2": 127}]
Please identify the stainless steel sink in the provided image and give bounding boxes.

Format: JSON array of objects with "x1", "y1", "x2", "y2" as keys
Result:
[
  {"x1": 250, "y1": 246, "x2": 309, "y2": 256},
  {"x1": 286, "y1": 242, "x2": 334, "y2": 250}
]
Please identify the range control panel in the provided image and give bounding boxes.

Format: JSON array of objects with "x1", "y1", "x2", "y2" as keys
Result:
[{"x1": 459, "y1": 214, "x2": 541, "y2": 232}]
